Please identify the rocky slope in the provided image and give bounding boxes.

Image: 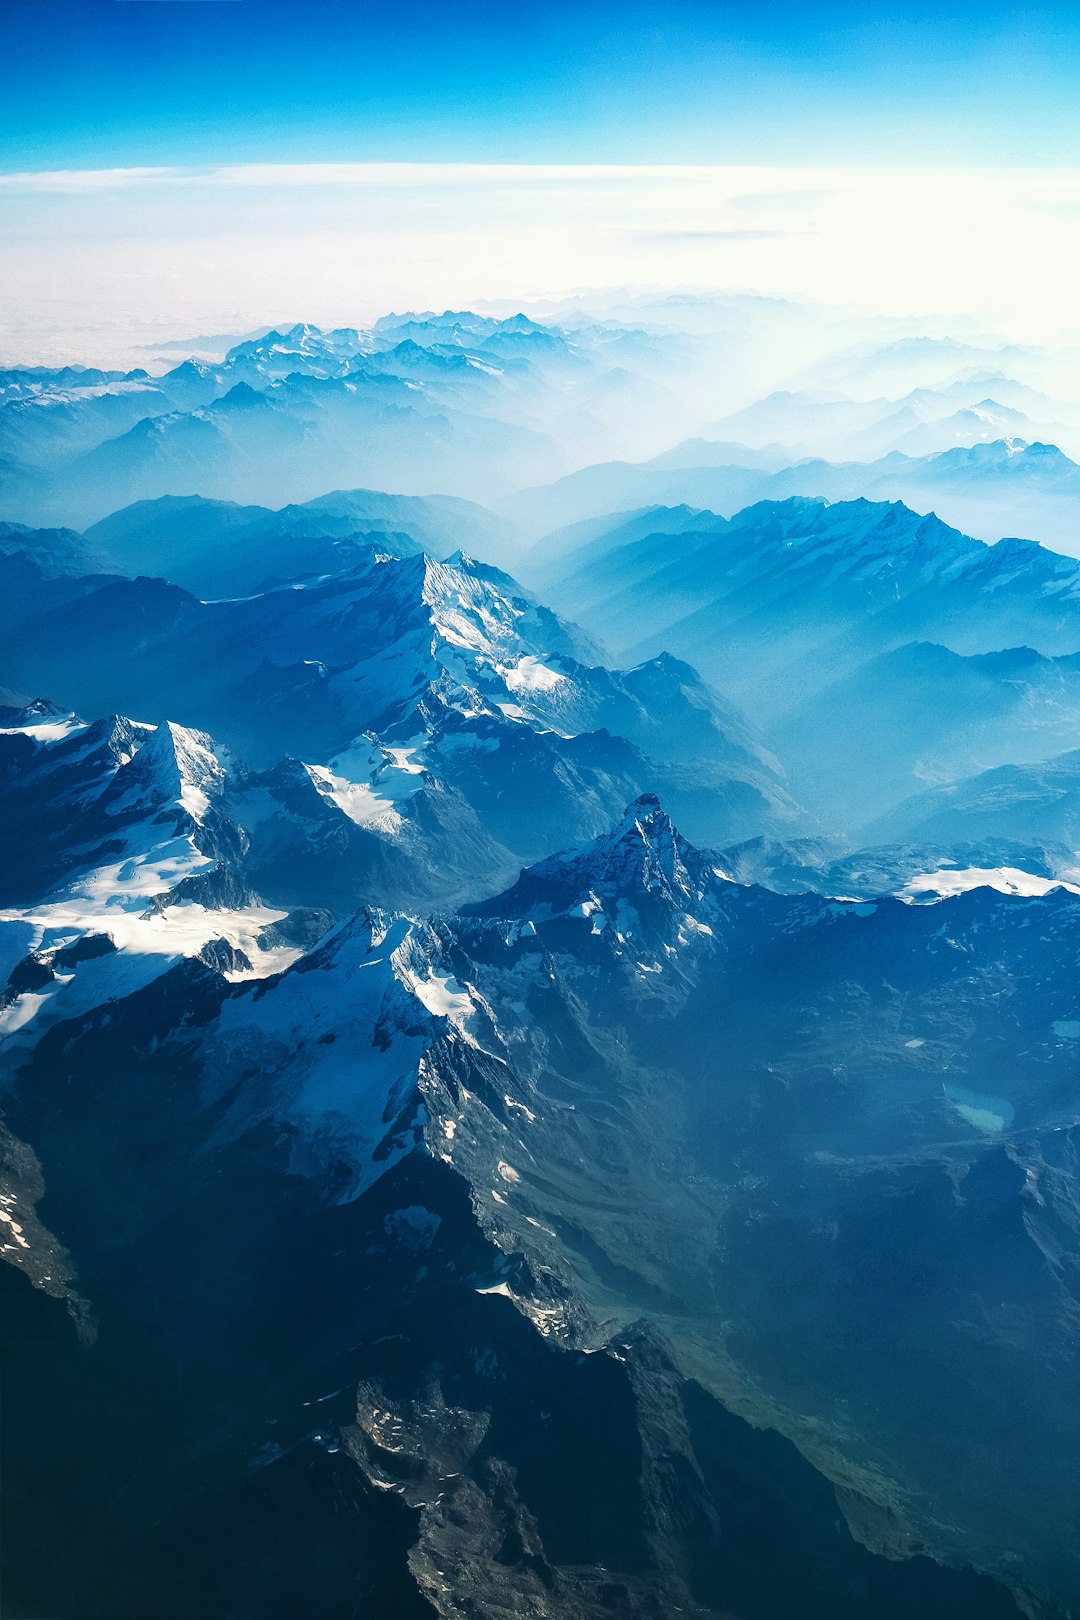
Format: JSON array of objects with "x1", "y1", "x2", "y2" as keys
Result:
[{"x1": 5, "y1": 798, "x2": 1077, "y2": 1616}]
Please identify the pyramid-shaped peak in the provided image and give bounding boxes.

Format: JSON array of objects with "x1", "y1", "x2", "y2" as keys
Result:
[
  {"x1": 595, "y1": 795, "x2": 698, "y2": 894},
  {"x1": 82, "y1": 713, "x2": 154, "y2": 763},
  {"x1": 468, "y1": 794, "x2": 716, "y2": 925},
  {"x1": 119, "y1": 720, "x2": 224, "y2": 821}
]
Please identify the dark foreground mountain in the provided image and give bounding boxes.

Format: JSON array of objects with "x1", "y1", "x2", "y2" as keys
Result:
[{"x1": 3, "y1": 798, "x2": 1076, "y2": 1617}]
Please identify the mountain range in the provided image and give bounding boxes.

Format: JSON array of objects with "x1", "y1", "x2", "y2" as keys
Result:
[
  {"x1": 0, "y1": 316, "x2": 714, "y2": 531},
  {"x1": 530, "y1": 495, "x2": 1080, "y2": 714},
  {"x1": 5, "y1": 306, "x2": 1080, "y2": 1620},
  {"x1": 512, "y1": 435, "x2": 1080, "y2": 552}
]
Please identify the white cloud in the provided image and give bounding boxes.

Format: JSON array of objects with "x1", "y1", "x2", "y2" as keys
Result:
[
  {"x1": 2, "y1": 163, "x2": 1080, "y2": 361},
  {"x1": 0, "y1": 166, "x2": 179, "y2": 191}
]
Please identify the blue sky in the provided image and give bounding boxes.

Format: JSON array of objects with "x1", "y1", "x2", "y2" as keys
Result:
[{"x1": 4, "y1": 1, "x2": 1080, "y2": 170}]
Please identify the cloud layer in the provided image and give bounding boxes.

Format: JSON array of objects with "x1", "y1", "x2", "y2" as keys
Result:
[{"x1": 2, "y1": 163, "x2": 1079, "y2": 362}]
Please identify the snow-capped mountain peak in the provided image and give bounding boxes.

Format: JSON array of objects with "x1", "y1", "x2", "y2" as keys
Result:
[
  {"x1": 468, "y1": 793, "x2": 721, "y2": 933},
  {"x1": 108, "y1": 719, "x2": 225, "y2": 824}
]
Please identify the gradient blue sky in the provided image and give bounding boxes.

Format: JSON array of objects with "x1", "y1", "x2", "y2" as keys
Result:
[{"x1": 4, "y1": 1, "x2": 1080, "y2": 169}]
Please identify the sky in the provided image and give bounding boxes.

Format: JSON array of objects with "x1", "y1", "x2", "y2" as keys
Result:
[
  {"x1": 6, "y1": 1, "x2": 1080, "y2": 170},
  {"x1": 3, "y1": 2, "x2": 1080, "y2": 359}
]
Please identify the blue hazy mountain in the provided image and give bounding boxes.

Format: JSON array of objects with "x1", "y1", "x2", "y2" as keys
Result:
[
  {"x1": 771, "y1": 641, "x2": 1080, "y2": 829},
  {"x1": 512, "y1": 435, "x2": 1080, "y2": 551},
  {"x1": 533, "y1": 496, "x2": 1080, "y2": 722},
  {"x1": 0, "y1": 316, "x2": 715, "y2": 531},
  {"x1": 83, "y1": 489, "x2": 521, "y2": 593},
  {"x1": 0, "y1": 360, "x2": 224, "y2": 469},
  {"x1": 864, "y1": 746, "x2": 1080, "y2": 848},
  {"x1": 51, "y1": 374, "x2": 564, "y2": 524}
]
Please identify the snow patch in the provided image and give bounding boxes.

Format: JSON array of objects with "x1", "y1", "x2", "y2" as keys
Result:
[
  {"x1": 500, "y1": 655, "x2": 566, "y2": 695},
  {"x1": 412, "y1": 971, "x2": 474, "y2": 1023},
  {"x1": 944, "y1": 1083, "x2": 1014, "y2": 1136},
  {"x1": 0, "y1": 716, "x2": 87, "y2": 744},
  {"x1": 904, "y1": 866, "x2": 1080, "y2": 900},
  {"x1": 304, "y1": 764, "x2": 402, "y2": 831}
]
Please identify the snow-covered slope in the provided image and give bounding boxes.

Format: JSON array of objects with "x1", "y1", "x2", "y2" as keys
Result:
[
  {"x1": 1, "y1": 546, "x2": 802, "y2": 855},
  {"x1": 0, "y1": 704, "x2": 303, "y2": 1047}
]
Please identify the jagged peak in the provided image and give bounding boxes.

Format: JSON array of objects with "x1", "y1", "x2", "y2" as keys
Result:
[
  {"x1": 469, "y1": 794, "x2": 718, "y2": 926},
  {"x1": 216, "y1": 381, "x2": 270, "y2": 410},
  {"x1": 116, "y1": 719, "x2": 225, "y2": 821},
  {"x1": 722, "y1": 495, "x2": 988, "y2": 580},
  {"x1": 624, "y1": 789, "x2": 662, "y2": 815},
  {"x1": 295, "y1": 904, "x2": 419, "y2": 973},
  {"x1": 0, "y1": 694, "x2": 73, "y2": 728},
  {"x1": 81, "y1": 712, "x2": 154, "y2": 761},
  {"x1": 164, "y1": 357, "x2": 215, "y2": 381},
  {"x1": 589, "y1": 794, "x2": 700, "y2": 895},
  {"x1": 324, "y1": 547, "x2": 573, "y2": 669},
  {"x1": 988, "y1": 533, "x2": 1063, "y2": 566}
]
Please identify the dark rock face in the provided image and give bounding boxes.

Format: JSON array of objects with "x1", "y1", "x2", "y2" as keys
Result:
[
  {"x1": 5, "y1": 797, "x2": 1072, "y2": 1616},
  {"x1": 0, "y1": 1050, "x2": 1025, "y2": 1620}
]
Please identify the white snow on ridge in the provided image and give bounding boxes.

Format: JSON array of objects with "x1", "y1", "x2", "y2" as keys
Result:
[
  {"x1": 0, "y1": 823, "x2": 295, "y2": 1048},
  {"x1": 206, "y1": 914, "x2": 429, "y2": 1189},
  {"x1": 46, "y1": 835, "x2": 212, "y2": 911},
  {"x1": 327, "y1": 738, "x2": 428, "y2": 811},
  {"x1": 304, "y1": 764, "x2": 402, "y2": 831},
  {"x1": 382, "y1": 745, "x2": 425, "y2": 776},
  {"x1": 0, "y1": 1194, "x2": 30, "y2": 1252},
  {"x1": 411, "y1": 971, "x2": 474, "y2": 1024},
  {"x1": 0, "y1": 902, "x2": 297, "y2": 1047},
  {"x1": 0, "y1": 716, "x2": 88, "y2": 745},
  {"x1": 149, "y1": 721, "x2": 224, "y2": 823},
  {"x1": 170, "y1": 724, "x2": 224, "y2": 821},
  {"x1": 903, "y1": 866, "x2": 1080, "y2": 900},
  {"x1": 500, "y1": 655, "x2": 566, "y2": 695},
  {"x1": 103, "y1": 720, "x2": 224, "y2": 825}
]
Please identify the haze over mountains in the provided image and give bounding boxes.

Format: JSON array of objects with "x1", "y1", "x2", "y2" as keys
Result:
[
  {"x1": 4, "y1": 293, "x2": 1080, "y2": 1620},
  {"x1": 7, "y1": 303, "x2": 1080, "y2": 552}
]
